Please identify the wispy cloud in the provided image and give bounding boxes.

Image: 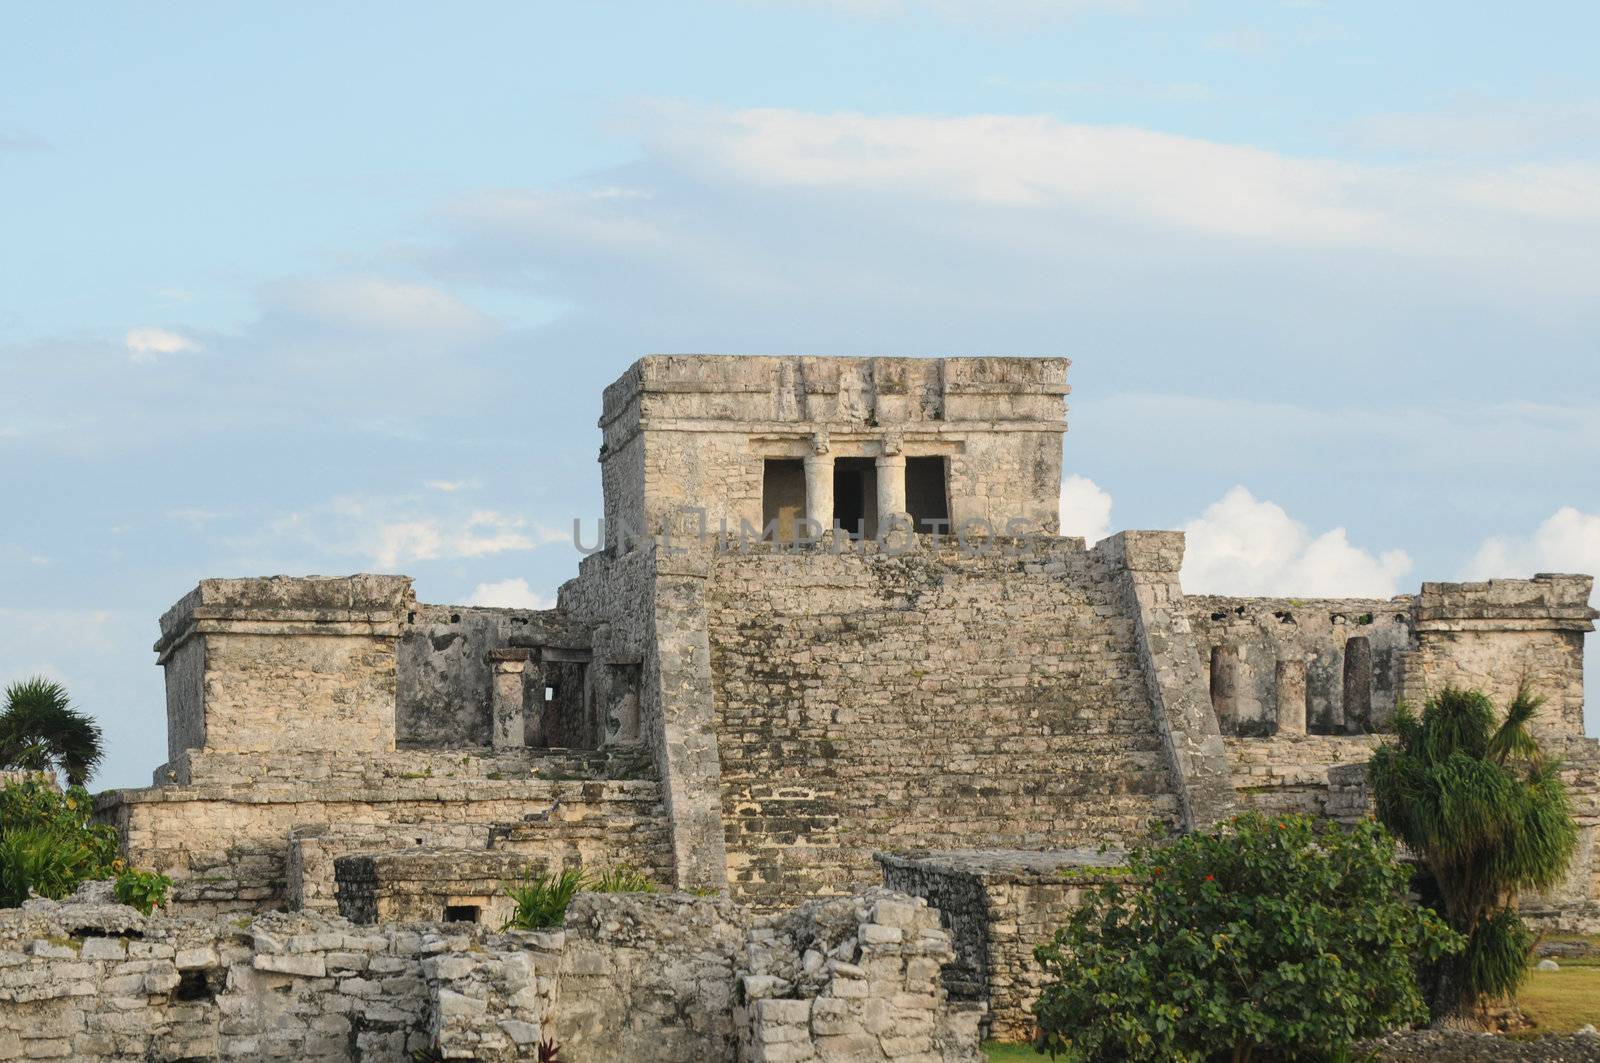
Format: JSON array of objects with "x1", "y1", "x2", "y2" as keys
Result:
[
  {"x1": 125, "y1": 326, "x2": 200, "y2": 363},
  {"x1": 255, "y1": 495, "x2": 570, "y2": 571}
]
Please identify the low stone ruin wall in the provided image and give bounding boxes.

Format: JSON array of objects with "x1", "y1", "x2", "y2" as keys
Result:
[
  {"x1": 98, "y1": 763, "x2": 671, "y2": 915},
  {"x1": 0, "y1": 886, "x2": 978, "y2": 1062},
  {"x1": 878, "y1": 849, "x2": 1130, "y2": 1043},
  {"x1": 1226, "y1": 734, "x2": 1381, "y2": 816},
  {"x1": 0, "y1": 887, "x2": 551, "y2": 1061}
]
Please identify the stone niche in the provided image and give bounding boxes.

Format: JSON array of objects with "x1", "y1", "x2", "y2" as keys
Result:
[
  {"x1": 877, "y1": 848, "x2": 1131, "y2": 1042},
  {"x1": 155, "y1": 574, "x2": 414, "y2": 763},
  {"x1": 334, "y1": 847, "x2": 539, "y2": 927}
]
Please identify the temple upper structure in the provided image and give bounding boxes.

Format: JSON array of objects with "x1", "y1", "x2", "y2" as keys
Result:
[{"x1": 597, "y1": 356, "x2": 1069, "y2": 545}]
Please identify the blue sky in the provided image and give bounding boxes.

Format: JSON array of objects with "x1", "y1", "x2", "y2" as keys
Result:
[{"x1": 3, "y1": 1, "x2": 1597, "y2": 788}]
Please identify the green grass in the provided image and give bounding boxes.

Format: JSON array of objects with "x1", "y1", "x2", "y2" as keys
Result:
[
  {"x1": 1519, "y1": 967, "x2": 1600, "y2": 1033},
  {"x1": 983, "y1": 1043, "x2": 1038, "y2": 1061}
]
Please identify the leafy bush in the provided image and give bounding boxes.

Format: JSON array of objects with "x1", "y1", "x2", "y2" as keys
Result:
[
  {"x1": 1370, "y1": 686, "x2": 1577, "y2": 1019},
  {"x1": 502, "y1": 865, "x2": 657, "y2": 930},
  {"x1": 113, "y1": 867, "x2": 172, "y2": 914},
  {"x1": 0, "y1": 779, "x2": 118, "y2": 907},
  {"x1": 1032, "y1": 813, "x2": 1462, "y2": 1062}
]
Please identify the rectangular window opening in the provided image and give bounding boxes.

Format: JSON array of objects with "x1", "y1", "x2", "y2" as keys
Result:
[
  {"x1": 905, "y1": 456, "x2": 950, "y2": 534},
  {"x1": 443, "y1": 904, "x2": 481, "y2": 923},
  {"x1": 762, "y1": 459, "x2": 807, "y2": 543}
]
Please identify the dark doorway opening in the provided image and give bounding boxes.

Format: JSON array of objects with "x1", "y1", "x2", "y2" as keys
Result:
[
  {"x1": 443, "y1": 904, "x2": 481, "y2": 923},
  {"x1": 762, "y1": 459, "x2": 806, "y2": 542},
  {"x1": 832, "y1": 458, "x2": 878, "y2": 539},
  {"x1": 905, "y1": 456, "x2": 950, "y2": 534}
]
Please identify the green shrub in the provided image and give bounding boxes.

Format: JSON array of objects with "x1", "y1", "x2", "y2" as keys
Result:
[
  {"x1": 502, "y1": 865, "x2": 657, "y2": 930},
  {"x1": 0, "y1": 780, "x2": 118, "y2": 907},
  {"x1": 113, "y1": 867, "x2": 172, "y2": 914},
  {"x1": 504, "y1": 868, "x2": 587, "y2": 930},
  {"x1": 1032, "y1": 813, "x2": 1462, "y2": 1062},
  {"x1": 588, "y1": 864, "x2": 655, "y2": 893}
]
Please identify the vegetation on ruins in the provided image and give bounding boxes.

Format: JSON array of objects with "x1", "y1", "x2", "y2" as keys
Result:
[
  {"x1": 1370, "y1": 686, "x2": 1578, "y2": 1021},
  {"x1": 503, "y1": 864, "x2": 657, "y2": 929},
  {"x1": 1031, "y1": 812, "x2": 1461, "y2": 1063},
  {"x1": 0, "y1": 677, "x2": 104, "y2": 786},
  {"x1": 0, "y1": 778, "x2": 118, "y2": 907},
  {"x1": 113, "y1": 867, "x2": 172, "y2": 914}
]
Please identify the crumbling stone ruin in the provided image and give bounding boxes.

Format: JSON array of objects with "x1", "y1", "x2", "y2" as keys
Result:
[{"x1": 23, "y1": 354, "x2": 1590, "y2": 1059}]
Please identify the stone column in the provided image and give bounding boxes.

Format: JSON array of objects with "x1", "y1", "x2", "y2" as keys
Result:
[
  {"x1": 803, "y1": 452, "x2": 834, "y2": 536},
  {"x1": 1209, "y1": 645, "x2": 1240, "y2": 732},
  {"x1": 1274, "y1": 658, "x2": 1307, "y2": 735},
  {"x1": 875, "y1": 453, "x2": 907, "y2": 529},
  {"x1": 1343, "y1": 636, "x2": 1373, "y2": 734},
  {"x1": 489, "y1": 653, "x2": 529, "y2": 750}
]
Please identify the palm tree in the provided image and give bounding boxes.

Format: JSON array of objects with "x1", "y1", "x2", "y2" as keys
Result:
[
  {"x1": 1369, "y1": 686, "x2": 1577, "y2": 1023},
  {"x1": 0, "y1": 677, "x2": 104, "y2": 786}
]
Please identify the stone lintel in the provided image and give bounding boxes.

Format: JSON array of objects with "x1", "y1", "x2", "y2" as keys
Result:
[
  {"x1": 155, "y1": 575, "x2": 414, "y2": 654},
  {"x1": 1413, "y1": 574, "x2": 1596, "y2": 630}
]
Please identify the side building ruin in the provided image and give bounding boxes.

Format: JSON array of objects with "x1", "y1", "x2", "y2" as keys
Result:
[{"x1": 95, "y1": 354, "x2": 1600, "y2": 1042}]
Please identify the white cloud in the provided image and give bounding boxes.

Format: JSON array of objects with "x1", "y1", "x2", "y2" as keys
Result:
[
  {"x1": 1181, "y1": 485, "x2": 1412, "y2": 598},
  {"x1": 637, "y1": 106, "x2": 1600, "y2": 275},
  {"x1": 1465, "y1": 507, "x2": 1600, "y2": 589},
  {"x1": 424, "y1": 479, "x2": 478, "y2": 493},
  {"x1": 125, "y1": 326, "x2": 200, "y2": 363},
  {"x1": 1059, "y1": 474, "x2": 1113, "y2": 544},
  {"x1": 465, "y1": 577, "x2": 553, "y2": 610}
]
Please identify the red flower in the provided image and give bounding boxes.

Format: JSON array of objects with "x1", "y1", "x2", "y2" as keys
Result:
[{"x1": 1205, "y1": 874, "x2": 1214, "y2": 882}]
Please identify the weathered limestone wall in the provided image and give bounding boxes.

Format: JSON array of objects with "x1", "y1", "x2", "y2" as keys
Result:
[
  {"x1": 560, "y1": 543, "x2": 731, "y2": 891},
  {"x1": 878, "y1": 850, "x2": 1128, "y2": 1043},
  {"x1": 155, "y1": 575, "x2": 413, "y2": 762},
  {"x1": 0, "y1": 894, "x2": 551, "y2": 1062},
  {"x1": 99, "y1": 753, "x2": 670, "y2": 916},
  {"x1": 551, "y1": 892, "x2": 750, "y2": 1061},
  {"x1": 0, "y1": 888, "x2": 978, "y2": 1063},
  {"x1": 1224, "y1": 735, "x2": 1381, "y2": 816},
  {"x1": 738, "y1": 888, "x2": 981, "y2": 1063},
  {"x1": 1187, "y1": 596, "x2": 1413, "y2": 735},
  {"x1": 1401, "y1": 575, "x2": 1595, "y2": 740},
  {"x1": 704, "y1": 536, "x2": 1183, "y2": 907},
  {"x1": 1098, "y1": 531, "x2": 1236, "y2": 831},
  {"x1": 598, "y1": 356, "x2": 1069, "y2": 546}
]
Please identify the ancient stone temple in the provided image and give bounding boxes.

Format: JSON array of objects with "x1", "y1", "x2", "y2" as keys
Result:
[{"x1": 75, "y1": 354, "x2": 1598, "y2": 1055}]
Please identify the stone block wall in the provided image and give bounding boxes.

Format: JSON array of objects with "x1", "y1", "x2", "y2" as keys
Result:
[
  {"x1": 0, "y1": 892, "x2": 548, "y2": 1062},
  {"x1": 878, "y1": 850, "x2": 1129, "y2": 1043},
  {"x1": 396, "y1": 603, "x2": 590, "y2": 748},
  {"x1": 0, "y1": 886, "x2": 984, "y2": 1063},
  {"x1": 98, "y1": 756, "x2": 671, "y2": 915},
  {"x1": 704, "y1": 537, "x2": 1182, "y2": 907},
  {"x1": 1225, "y1": 734, "x2": 1382, "y2": 816},
  {"x1": 154, "y1": 575, "x2": 413, "y2": 762},
  {"x1": 1186, "y1": 595, "x2": 1413, "y2": 735},
  {"x1": 736, "y1": 888, "x2": 981, "y2": 1063},
  {"x1": 1401, "y1": 575, "x2": 1595, "y2": 740}
]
